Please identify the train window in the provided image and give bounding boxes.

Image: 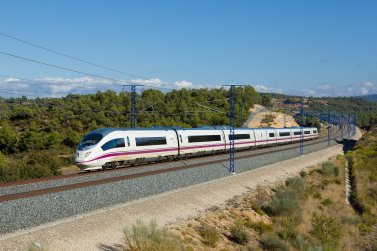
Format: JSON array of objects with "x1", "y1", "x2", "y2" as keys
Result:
[
  {"x1": 269, "y1": 133, "x2": 275, "y2": 137},
  {"x1": 136, "y1": 137, "x2": 167, "y2": 146},
  {"x1": 228, "y1": 134, "x2": 251, "y2": 140},
  {"x1": 294, "y1": 131, "x2": 302, "y2": 135},
  {"x1": 313, "y1": 130, "x2": 317, "y2": 133},
  {"x1": 179, "y1": 135, "x2": 183, "y2": 143},
  {"x1": 188, "y1": 135, "x2": 221, "y2": 143},
  {"x1": 101, "y1": 138, "x2": 125, "y2": 151},
  {"x1": 279, "y1": 132, "x2": 291, "y2": 137},
  {"x1": 78, "y1": 133, "x2": 103, "y2": 150},
  {"x1": 304, "y1": 131, "x2": 310, "y2": 134},
  {"x1": 127, "y1": 136, "x2": 130, "y2": 146}
]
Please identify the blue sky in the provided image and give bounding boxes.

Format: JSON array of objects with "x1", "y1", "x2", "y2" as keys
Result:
[{"x1": 0, "y1": 0, "x2": 377, "y2": 97}]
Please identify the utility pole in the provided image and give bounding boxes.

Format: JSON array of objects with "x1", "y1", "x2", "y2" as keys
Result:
[
  {"x1": 327, "y1": 110, "x2": 331, "y2": 147},
  {"x1": 223, "y1": 84, "x2": 245, "y2": 174},
  {"x1": 300, "y1": 101, "x2": 304, "y2": 156},
  {"x1": 122, "y1": 84, "x2": 143, "y2": 128}
]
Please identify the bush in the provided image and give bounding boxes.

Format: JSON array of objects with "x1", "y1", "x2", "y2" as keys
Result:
[
  {"x1": 320, "y1": 162, "x2": 338, "y2": 176},
  {"x1": 277, "y1": 213, "x2": 302, "y2": 240},
  {"x1": 266, "y1": 189, "x2": 300, "y2": 216},
  {"x1": 123, "y1": 220, "x2": 181, "y2": 251},
  {"x1": 310, "y1": 214, "x2": 341, "y2": 249},
  {"x1": 299, "y1": 170, "x2": 307, "y2": 178},
  {"x1": 198, "y1": 225, "x2": 220, "y2": 247},
  {"x1": 320, "y1": 198, "x2": 332, "y2": 206},
  {"x1": 245, "y1": 221, "x2": 272, "y2": 234},
  {"x1": 259, "y1": 234, "x2": 288, "y2": 251},
  {"x1": 229, "y1": 225, "x2": 250, "y2": 245},
  {"x1": 313, "y1": 191, "x2": 322, "y2": 199},
  {"x1": 285, "y1": 177, "x2": 305, "y2": 192},
  {"x1": 251, "y1": 203, "x2": 264, "y2": 215}
]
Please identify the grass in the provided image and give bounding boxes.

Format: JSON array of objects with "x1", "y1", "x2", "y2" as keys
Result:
[
  {"x1": 310, "y1": 213, "x2": 342, "y2": 250},
  {"x1": 198, "y1": 225, "x2": 220, "y2": 247},
  {"x1": 259, "y1": 234, "x2": 288, "y2": 251},
  {"x1": 245, "y1": 220, "x2": 272, "y2": 234},
  {"x1": 229, "y1": 224, "x2": 250, "y2": 245},
  {"x1": 123, "y1": 220, "x2": 181, "y2": 251},
  {"x1": 265, "y1": 189, "x2": 300, "y2": 216}
]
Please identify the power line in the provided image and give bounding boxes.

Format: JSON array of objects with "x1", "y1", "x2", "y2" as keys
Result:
[
  {"x1": 0, "y1": 32, "x2": 157, "y2": 81},
  {"x1": 0, "y1": 51, "x2": 125, "y2": 83},
  {"x1": 0, "y1": 32, "x2": 173, "y2": 87},
  {"x1": 0, "y1": 51, "x2": 177, "y2": 92}
]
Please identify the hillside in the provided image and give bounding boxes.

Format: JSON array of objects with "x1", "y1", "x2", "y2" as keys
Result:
[
  {"x1": 360, "y1": 94, "x2": 377, "y2": 102},
  {"x1": 262, "y1": 93, "x2": 377, "y2": 127},
  {"x1": 246, "y1": 105, "x2": 299, "y2": 128},
  {"x1": 0, "y1": 87, "x2": 260, "y2": 182}
]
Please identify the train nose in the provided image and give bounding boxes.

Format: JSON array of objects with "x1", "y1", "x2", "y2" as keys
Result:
[{"x1": 75, "y1": 151, "x2": 91, "y2": 162}]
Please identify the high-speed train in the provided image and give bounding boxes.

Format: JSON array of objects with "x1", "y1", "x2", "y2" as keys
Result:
[{"x1": 75, "y1": 126, "x2": 318, "y2": 171}]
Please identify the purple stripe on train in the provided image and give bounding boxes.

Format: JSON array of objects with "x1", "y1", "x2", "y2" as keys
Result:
[{"x1": 77, "y1": 134, "x2": 317, "y2": 164}]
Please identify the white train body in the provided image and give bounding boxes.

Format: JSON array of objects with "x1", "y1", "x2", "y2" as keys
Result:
[{"x1": 75, "y1": 126, "x2": 319, "y2": 171}]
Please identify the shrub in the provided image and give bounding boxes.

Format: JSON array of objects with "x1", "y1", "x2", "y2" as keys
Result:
[
  {"x1": 266, "y1": 189, "x2": 300, "y2": 216},
  {"x1": 229, "y1": 225, "x2": 250, "y2": 245},
  {"x1": 310, "y1": 214, "x2": 341, "y2": 249},
  {"x1": 334, "y1": 166, "x2": 340, "y2": 177},
  {"x1": 198, "y1": 225, "x2": 220, "y2": 247},
  {"x1": 321, "y1": 162, "x2": 337, "y2": 176},
  {"x1": 285, "y1": 177, "x2": 305, "y2": 192},
  {"x1": 320, "y1": 198, "x2": 332, "y2": 206},
  {"x1": 299, "y1": 170, "x2": 307, "y2": 178},
  {"x1": 251, "y1": 203, "x2": 264, "y2": 215},
  {"x1": 313, "y1": 191, "x2": 322, "y2": 199},
  {"x1": 123, "y1": 220, "x2": 181, "y2": 251},
  {"x1": 260, "y1": 234, "x2": 288, "y2": 251},
  {"x1": 277, "y1": 213, "x2": 301, "y2": 240},
  {"x1": 245, "y1": 221, "x2": 272, "y2": 234},
  {"x1": 291, "y1": 235, "x2": 310, "y2": 250}
]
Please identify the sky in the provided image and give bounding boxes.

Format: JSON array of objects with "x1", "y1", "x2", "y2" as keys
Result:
[{"x1": 0, "y1": 0, "x2": 377, "y2": 98}]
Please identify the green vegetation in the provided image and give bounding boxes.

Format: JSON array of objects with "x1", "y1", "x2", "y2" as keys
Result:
[
  {"x1": 261, "y1": 114, "x2": 275, "y2": 126},
  {"x1": 266, "y1": 92, "x2": 377, "y2": 127},
  {"x1": 0, "y1": 87, "x2": 259, "y2": 182},
  {"x1": 310, "y1": 213, "x2": 342, "y2": 249},
  {"x1": 347, "y1": 126, "x2": 377, "y2": 246},
  {"x1": 229, "y1": 223, "x2": 250, "y2": 245},
  {"x1": 122, "y1": 220, "x2": 181, "y2": 251},
  {"x1": 198, "y1": 225, "x2": 220, "y2": 247},
  {"x1": 308, "y1": 96, "x2": 377, "y2": 127},
  {"x1": 260, "y1": 234, "x2": 288, "y2": 251}
]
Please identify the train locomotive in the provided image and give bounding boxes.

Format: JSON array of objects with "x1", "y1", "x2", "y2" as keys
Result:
[{"x1": 75, "y1": 126, "x2": 318, "y2": 171}]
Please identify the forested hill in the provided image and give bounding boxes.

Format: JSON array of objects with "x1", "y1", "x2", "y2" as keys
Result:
[
  {"x1": 307, "y1": 97, "x2": 377, "y2": 127},
  {"x1": 261, "y1": 93, "x2": 377, "y2": 127},
  {"x1": 0, "y1": 87, "x2": 259, "y2": 155},
  {"x1": 360, "y1": 94, "x2": 377, "y2": 102}
]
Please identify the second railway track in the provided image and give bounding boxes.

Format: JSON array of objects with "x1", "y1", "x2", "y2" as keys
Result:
[
  {"x1": 0, "y1": 124, "x2": 349, "y2": 202},
  {"x1": 0, "y1": 124, "x2": 352, "y2": 235}
]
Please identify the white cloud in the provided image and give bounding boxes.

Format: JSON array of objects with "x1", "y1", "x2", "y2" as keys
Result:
[
  {"x1": 174, "y1": 80, "x2": 193, "y2": 88},
  {"x1": 0, "y1": 76, "x2": 210, "y2": 98},
  {"x1": 253, "y1": 84, "x2": 283, "y2": 94},
  {"x1": 289, "y1": 81, "x2": 377, "y2": 97}
]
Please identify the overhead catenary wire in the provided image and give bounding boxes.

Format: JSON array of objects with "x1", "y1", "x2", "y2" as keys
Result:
[{"x1": 0, "y1": 32, "x2": 169, "y2": 84}]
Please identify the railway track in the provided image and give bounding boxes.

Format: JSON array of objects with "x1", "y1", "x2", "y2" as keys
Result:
[{"x1": 0, "y1": 124, "x2": 350, "y2": 203}]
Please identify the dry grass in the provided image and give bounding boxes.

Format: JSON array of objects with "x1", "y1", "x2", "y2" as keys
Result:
[{"x1": 110, "y1": 155, "x2": 367, "y2": 251}]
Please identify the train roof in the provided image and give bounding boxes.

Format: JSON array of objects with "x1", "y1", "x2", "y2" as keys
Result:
[{"x1": 88, "y1": 126, "x2": 318, "y2": 137}]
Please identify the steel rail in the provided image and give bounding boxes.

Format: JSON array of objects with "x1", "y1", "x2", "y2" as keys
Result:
[
  {"x1": 0, "y1": 125, "x2": 350, "y2": 203},
  {"x1": 0, "y1": 125, "x2": 346, "y2": 189}
]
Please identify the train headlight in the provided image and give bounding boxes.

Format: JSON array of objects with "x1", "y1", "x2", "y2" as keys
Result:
[{"x1": 85, "y1": 152, "x2": 91, "y2": 157}]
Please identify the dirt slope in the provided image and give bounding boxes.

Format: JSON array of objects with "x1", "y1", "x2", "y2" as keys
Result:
[{"x1": 247, "y1": 105, "x2": 298, "y2": 128}]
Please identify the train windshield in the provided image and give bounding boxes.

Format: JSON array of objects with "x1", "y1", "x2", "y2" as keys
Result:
[{"x1": 78, "y1": 133, "x2": 103, "y2": 150}]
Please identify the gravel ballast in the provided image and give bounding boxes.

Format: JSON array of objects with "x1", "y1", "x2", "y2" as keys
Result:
[{"x1": 0, "y1": 138, "x2": 339, "y2": 235}]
